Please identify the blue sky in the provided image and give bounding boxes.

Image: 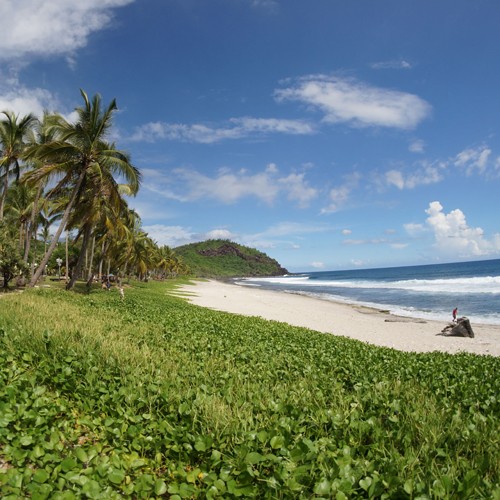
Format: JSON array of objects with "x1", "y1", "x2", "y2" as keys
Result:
[{"x1": 2, "y1": 0, "x2": 500, "y2": 272}]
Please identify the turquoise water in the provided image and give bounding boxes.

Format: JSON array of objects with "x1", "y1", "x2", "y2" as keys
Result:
[{"x1": 238, "y1": 259, "x2": 500, "y2": 325}]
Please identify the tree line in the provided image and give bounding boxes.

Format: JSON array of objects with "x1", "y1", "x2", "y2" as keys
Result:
[{"x1": 0, "y1": 90, "x2": 189, "y2": 289}]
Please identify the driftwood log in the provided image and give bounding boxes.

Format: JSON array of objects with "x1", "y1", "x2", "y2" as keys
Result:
[{"x1": 439, "y1": 317, "x2": 475, "y2": 338}]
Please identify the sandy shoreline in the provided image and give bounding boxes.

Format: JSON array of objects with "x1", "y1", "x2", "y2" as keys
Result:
[{"x1": 178, "y1": 279, "x2": 500, "y2": 357}]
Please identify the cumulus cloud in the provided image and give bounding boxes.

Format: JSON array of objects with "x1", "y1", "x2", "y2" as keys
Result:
[
  {"x1": 0, "y1": 0, "x2": 134, "y2": 60},
  {"x1": 425, "y1": 201, "x2": 500, "y2": 257},
  {"x1": 275, "y1": 74, "x2": 431, "y2": 129},
  {"x1": 130, "y1": 117, "x2": 314, "y2": 144}
]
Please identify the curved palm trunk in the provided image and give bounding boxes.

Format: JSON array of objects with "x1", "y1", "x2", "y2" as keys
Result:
[{"x1": 29, "y1": 169, "x2": 86, "y2": 287}]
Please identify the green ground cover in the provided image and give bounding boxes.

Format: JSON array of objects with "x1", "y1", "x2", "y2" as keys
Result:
[{"x1": 0, "y1": 281, "x2": 499, "y2": 499}]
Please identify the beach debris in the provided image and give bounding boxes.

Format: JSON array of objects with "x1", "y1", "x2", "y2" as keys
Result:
[{"x1": 439, "y1": 317, "x2": 475, "y2": 338}]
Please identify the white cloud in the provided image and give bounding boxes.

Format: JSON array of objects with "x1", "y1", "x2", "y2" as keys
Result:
[
  {"x1": 425, "y1": 201, "x2": 500, "y2": 257},
  {"x1": 249, "y1": 0, "x2": 279, "y2": 10},
  {"x1": 251, "y1": 221, "x2": 329, "y2": 239},
  {"x1": 350, "y1": 259, "x2": 367, "y2": 267},
  {"x1": 321, "y1": 172, "x2": 361, "y2": 213},
  {"x1": 275, "y1": 74, "x2": 431, "y2": 129},
  {"x1": 140, "y1": 224, "x2": 238, "y2": 248},
  {"x1": 409, "y1": 139, "x2": 425, "y2": 153},
  {"x1": 343, "y1": 238, "x2": 387, "y2": 246},
  {"x1": 385, "y1": 163, "x2": 443, "y2": 190},
  {"x1": 454, "y1": 145, "x2": 491, "y2": 176},
  {"x1": 141, "y1": 224, "x2": 195, "y2": 247},
  {"x1": 342, "y1": 229, "x2": 352, "y2": 235},
  {"x1": 0, "y1": 80, "x2": 57, "y2": 116},
  {"x1": 370, "y1": 59, "x2": 413, "y2": 70},
  {"x1": 143, "y1": 165, "x2": 317, "y2": 208},
  {"x1": 0, "y1": 0, "x2": 137, "y2": 122},
  {"x1": 278, "y1": 172, "x2": 318, "y2": 208},
  {"x1": 204, "y1": 229, "x2": 236, "y2": 240},
  {"x1": 130, "y1": 117, "x2": 315, "y2": 144},
  {"x1": 404, "y1": 223, "x2": 426, "y2": 237},
  {"x1": 310, "y1": 261, "x2": 325, "y2": 269},
  {"x1": 0, "y1": 0, "x2": 134, "y2": 60},
  {"x1": 174, "y1": 168, "x2": 280, "y2": 204},
  {"x1": 240, "y1": 221, "x2": 330, "y2": 252}
]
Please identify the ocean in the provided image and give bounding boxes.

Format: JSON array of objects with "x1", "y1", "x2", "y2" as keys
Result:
[{"x1": 237, "y1": 259, "x2": 500, "y2": 325}]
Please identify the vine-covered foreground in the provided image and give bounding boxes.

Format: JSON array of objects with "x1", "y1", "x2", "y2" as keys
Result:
[{"x1": 0, "y1": 281, "x2": 499, "y2": 499}]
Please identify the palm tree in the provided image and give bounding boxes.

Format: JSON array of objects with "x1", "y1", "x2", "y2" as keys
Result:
[
  {"x1": 21, "y1": 111, "x2": 59, "y2": 264},
  {"x1": 64, "y1": 157, "x2": 140, "y2": 290},
  {"x1": 0, "y1": 111, "x2": 37, "y2": 220},
  {"x1": 3, "y1": 181, "x2": 36, "y2": 251},
  {"x1": 24, "y1": 90, "x2": 141, "y2": 288}
]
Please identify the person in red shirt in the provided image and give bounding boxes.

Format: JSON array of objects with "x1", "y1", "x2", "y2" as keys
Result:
[{"x1": 452, "y1": 307, "x2": 458, "y2": 322}]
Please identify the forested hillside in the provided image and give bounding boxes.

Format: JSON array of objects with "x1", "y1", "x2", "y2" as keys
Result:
[{"x1": 175, "y1": 239, "x2": 288, "y2": 278}]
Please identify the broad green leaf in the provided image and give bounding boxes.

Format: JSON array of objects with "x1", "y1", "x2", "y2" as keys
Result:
[
  {"x1": 33, "y1": 469, "x2": 50, "y2": 484},
  {"x1": 314, "y1": 479, "x2": 331, "y2": 496},
  {"x1": 155, "y1": 479, "x2": 167, "y2": 495},
  {"x1": 61, "y1": 458, "x2": 77, "y2": 472},
  {"x1": 270, "y1": 435, "x2": 284, "y2": 449},
  {"x1": 245, "y1": 452, "x2": 265, "y2": 464},
  {"x1": 108, "y1": 468, "x2": 125, "y2": 485}
]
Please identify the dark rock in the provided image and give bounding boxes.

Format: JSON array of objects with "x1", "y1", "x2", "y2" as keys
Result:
[{"x1": 439, "y1": 317, "x2": 475, "y2": 338}]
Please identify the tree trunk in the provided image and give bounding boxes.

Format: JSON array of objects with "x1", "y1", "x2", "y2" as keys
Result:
[
  {"x1": 98, "y1": 240, "x2": 107, "y2": 280},
  {"x1": 85, "y1": 234, "x2": 96, "y2": 287},
  {"x1": 65, "y1": 230, "x2": 69, "y2": 281},
  {"x1": 66, "y1": 223, "x2": 92, "y2": 290},
  {"x1": 29, "y1": 169, "x2": 87, "y2": 287},
  {"x1": 23, "y1": 183, "x2": 43, "y2": 263},
  {"x1": 0, "y1": 172, "x2": 9, "y2": 221}
]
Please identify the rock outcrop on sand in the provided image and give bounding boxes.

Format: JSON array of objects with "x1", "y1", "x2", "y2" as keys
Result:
[{"x1": 439, "y1": 317, "x2": 475, "y2": 338}]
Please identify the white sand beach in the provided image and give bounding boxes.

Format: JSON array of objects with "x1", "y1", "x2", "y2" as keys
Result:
[{"x1": 179, "y1": 280, "x2": 500, "y2": 357}]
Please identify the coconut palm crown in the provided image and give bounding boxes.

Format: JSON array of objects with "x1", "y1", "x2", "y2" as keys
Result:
[{"x1": 24, "y1": 89, "x2": 141, "y2": 288}]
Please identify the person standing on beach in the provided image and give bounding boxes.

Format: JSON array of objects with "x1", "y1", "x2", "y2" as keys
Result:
[{"x1": 452, "y1": 307, "x2": 458, "y2": 322}]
